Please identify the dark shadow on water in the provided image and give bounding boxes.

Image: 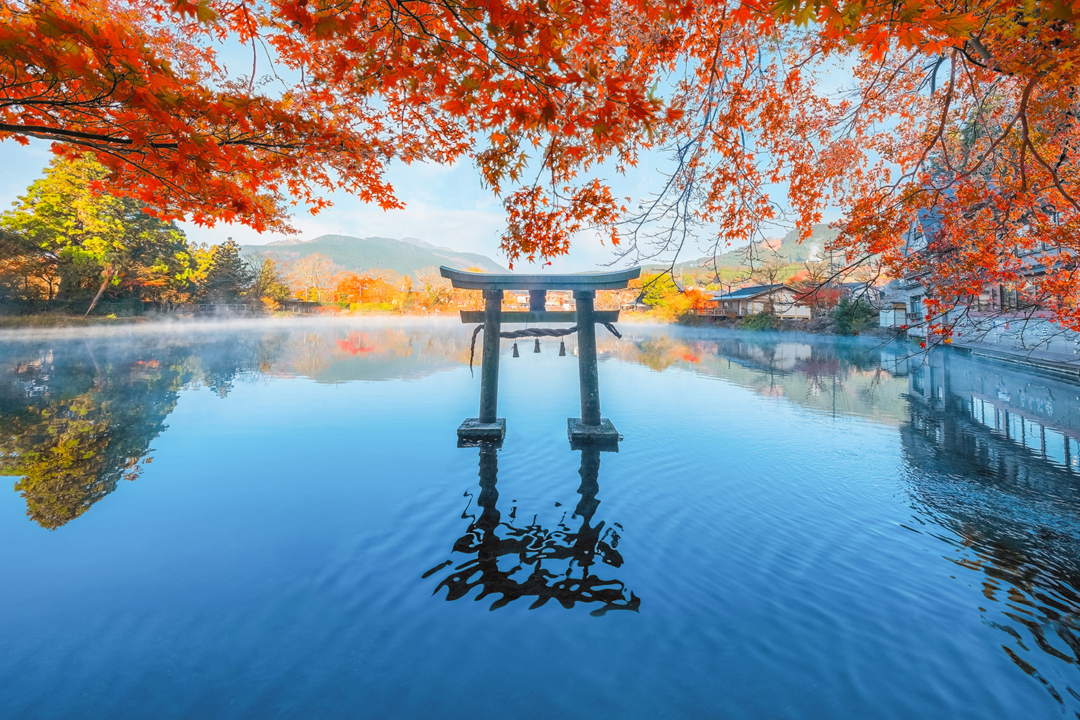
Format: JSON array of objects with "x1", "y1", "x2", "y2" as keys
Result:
[{"x1": 426, "y1": 443, "x2": 639, "y2": 615}]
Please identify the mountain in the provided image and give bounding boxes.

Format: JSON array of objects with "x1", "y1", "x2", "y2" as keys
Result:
[
  {"x1": 241, "y1": 234, "x2": 509, "y2": 276},
  {"x1": 644, "y1": 224, "x2": 841, "y2": 273}
]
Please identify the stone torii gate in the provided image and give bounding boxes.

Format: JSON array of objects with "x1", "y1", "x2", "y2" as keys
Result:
[{"x1": 441, "y1": 266, "x2": 641, "y2": 444}]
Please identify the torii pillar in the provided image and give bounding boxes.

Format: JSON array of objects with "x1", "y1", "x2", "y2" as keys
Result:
[{"x1": 441, "y1": 266, "x2": 640, "y2": 445}]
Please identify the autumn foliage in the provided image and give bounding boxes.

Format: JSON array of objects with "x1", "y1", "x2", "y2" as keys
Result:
[{"x1": 4, "y1": 0, "x2": 1080, "y2": 332}]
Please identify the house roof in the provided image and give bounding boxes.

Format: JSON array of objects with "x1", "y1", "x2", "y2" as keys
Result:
[{"x1": 709, "y1": 284, "x2": 787, "y2": 301}]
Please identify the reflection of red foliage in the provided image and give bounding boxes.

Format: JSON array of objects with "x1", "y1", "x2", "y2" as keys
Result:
[
  {"x1": 681, "y1": 352, "x2": 701, "y2": 363},
  {"x1": 336, "y1": 332, "x2": 375, "y2": 355}
]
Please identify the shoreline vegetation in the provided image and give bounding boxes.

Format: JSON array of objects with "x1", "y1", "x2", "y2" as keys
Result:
[
  {"x1": 0, "y1": 301, "x2": 882, "y2": 332},
  {"x1": 0, "y1": 299, "x2": 919, "y2": 348},
  {"x1": 2, "y1": 156, "x2": 1069, "y2": 381},
  {"x1": 0, "y1": 274, "x2": 891, "y2": 355},
  {"x1": 3, "y1": 307, "x2": 1077, "y2": 383}
]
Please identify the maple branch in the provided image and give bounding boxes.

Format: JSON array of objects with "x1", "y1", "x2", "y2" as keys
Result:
[
  {"x1": 927, "y1": 51, "x2": 957, "y2": 175},
  {"x1": 0, "y1": 123, "x2": 306, "y2": 152},
  {"x1": 1021, "y1": 127, "x2": 1080, "y2": 214},
  {"x1": 965, "y1": 34, "x2": 993, "y2": 66}
]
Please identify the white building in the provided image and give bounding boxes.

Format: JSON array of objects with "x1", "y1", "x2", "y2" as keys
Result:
[{"x1": 704, "y1": 284, "x2": 812, "y2": 320}]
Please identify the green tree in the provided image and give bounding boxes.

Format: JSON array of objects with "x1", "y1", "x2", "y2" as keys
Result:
[
  {"x1": 638, "y1": 273, "x2": 681, "y2": 307},
  {"x1": 1, "y1": 155, "x2": 123, "y2": 306},
  {"x1": 0, "y1": 155, "x2": 195, "y2": 312},
  {"x1": 831, "y1": 297, "x2": 877, "y2": 336},
  {"x1": 201, "y1": 238, "x2": 254, "y2": 302},
  {"x1": 248, "y1": 255, "x2": 290, "y2": 304},
  {"x1": 113, "y1": 209, "x2": 198, "y2": 307}
]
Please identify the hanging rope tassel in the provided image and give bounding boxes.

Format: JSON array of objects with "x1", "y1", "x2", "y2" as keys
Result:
[
  {"x1": 512, "y1": 342, "x2": 519, "y2": 357},
  {"x1": 468, "y1": 324, "x2": 484, "y2": 375},
  {"x1": 559, "y1": 341, "x2": 566, "y2": 356},
  {"x1": 533, "y1": 338, "x2": 541, "y2": 353}
]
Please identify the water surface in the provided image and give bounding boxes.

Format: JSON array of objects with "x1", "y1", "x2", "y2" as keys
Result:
[{"x1": 1, "y1": 319, "x2": 1078, "y2": 718}]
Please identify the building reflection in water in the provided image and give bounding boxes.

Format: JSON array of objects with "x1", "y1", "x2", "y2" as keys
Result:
[
  {"x1": 896, "y1": 348, "x2": 1080, "y2": 709},
  {"x1": 425, "y1": 442, "x2": 638, "y2": 616}
]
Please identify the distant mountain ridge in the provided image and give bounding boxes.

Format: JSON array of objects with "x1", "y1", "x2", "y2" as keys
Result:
[
  {"x1": 644, "y1": 224, "x2": 841, "y2": 273},
  {"x1": 241, "y1": 234, "x2": 509, "y2": 276}
]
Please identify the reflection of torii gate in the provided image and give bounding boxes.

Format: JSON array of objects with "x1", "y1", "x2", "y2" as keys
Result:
[
  {"x1": 441, "y1": 266, "x2": 640, "y2": 444},
  {"x1": 426, "y1": 442, "x2": 638, "y2": 615}
]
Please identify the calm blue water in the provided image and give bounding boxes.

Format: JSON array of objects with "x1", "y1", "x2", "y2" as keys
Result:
[{"x1": 2, "y1": 319, "x2": 1079, "y2": 719}]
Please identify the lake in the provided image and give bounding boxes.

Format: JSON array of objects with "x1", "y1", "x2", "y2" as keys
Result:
[{"x1": 1, "y1": 319, "x2": 1078, "y2": 719}]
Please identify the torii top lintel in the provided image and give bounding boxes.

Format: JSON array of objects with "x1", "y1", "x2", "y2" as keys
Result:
[{"x1": 439, "y1": 266, "x2": 641, "y2": 292}]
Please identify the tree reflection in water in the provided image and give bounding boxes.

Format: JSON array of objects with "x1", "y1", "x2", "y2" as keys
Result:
[
  {"x1": 0, "y1": 335, "x2": 283, "y2": 529},
  {"x1": 0, "y1": 325, "x2": 471, "y2": 529},
  {"x1": 426, "y1": 444, "x2": 639, "y2": 616}
]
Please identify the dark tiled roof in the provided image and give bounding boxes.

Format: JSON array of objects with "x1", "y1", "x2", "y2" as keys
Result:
[{"x1": 709, "y1": 284, "x2": 786, "y2": 300}]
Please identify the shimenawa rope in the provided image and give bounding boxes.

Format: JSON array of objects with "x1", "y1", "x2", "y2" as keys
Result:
[{"x1": 468, "y1": 322, "x2": 622, "y2": 371}]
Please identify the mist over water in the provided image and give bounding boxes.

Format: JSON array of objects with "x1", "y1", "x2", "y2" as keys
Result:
[{"x1": 1, "y1": 319, "x2": 1079, "y2": 718}]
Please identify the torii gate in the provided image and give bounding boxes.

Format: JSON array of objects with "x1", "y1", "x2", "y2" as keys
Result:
[{"x1": 440, "y1": 266, "x2": 641, "y2": 444}]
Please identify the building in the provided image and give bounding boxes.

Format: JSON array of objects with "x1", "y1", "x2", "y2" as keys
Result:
[
  {"x1": 509, "y1": 291, "x2": 573, "y2": 310},
  {"x1": 838, "y1": 281, "x2": 884, "y2": 307},
  {"x1": 702, "y1": 284, "x2": 811, "y2": 320},
  {"x1": 876, "y1": 209, "x2": 942, "y2": 337},
  {"x1": 546, "y1": 291, "x2": 573, "y2": 310},
  {"x1": 878, "y1": 207, "x2": 1078, "y2": 354},
  {"x1": 879, "y1": 277, "x2": 925, "y2": 333}
]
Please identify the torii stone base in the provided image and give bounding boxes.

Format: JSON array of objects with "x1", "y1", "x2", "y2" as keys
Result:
[
  {"x1": 568, "y1": 418, "x2": 621, "y2": 447},
  {"x1": 456, "y1": 418, "x2": 506, "y2": 444}
]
